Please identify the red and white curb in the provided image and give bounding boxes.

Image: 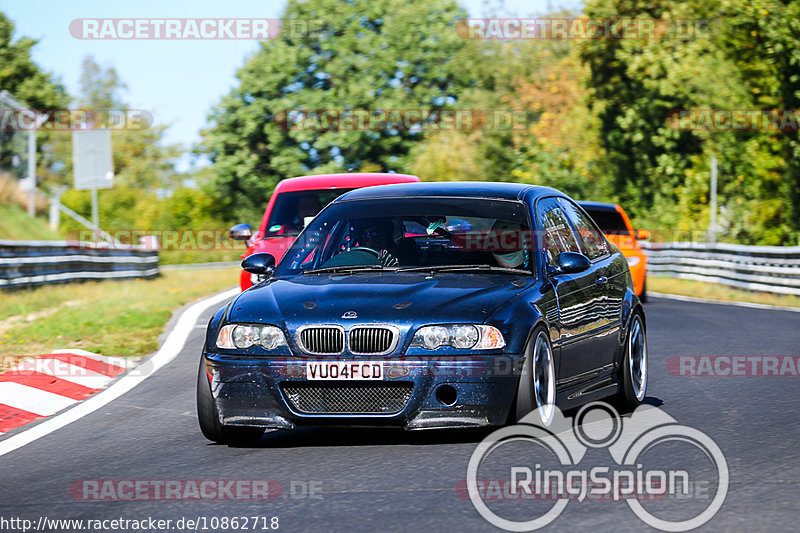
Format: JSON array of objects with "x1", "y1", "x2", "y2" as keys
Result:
[
  {"x1": 0, "y1": 349, "x2": 136, "y2": 434},
  {"x1": 0, "y1": 287, "x2": 239, "y2": 457}
]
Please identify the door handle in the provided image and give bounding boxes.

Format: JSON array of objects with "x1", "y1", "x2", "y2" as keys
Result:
[{"x1": 596, "y1": 276, "x2": 608, "y2": 285}]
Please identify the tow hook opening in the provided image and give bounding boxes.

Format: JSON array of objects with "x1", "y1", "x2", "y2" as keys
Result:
[{"x1": 435, "y1": 384, "x2": 458, "y2": 406}]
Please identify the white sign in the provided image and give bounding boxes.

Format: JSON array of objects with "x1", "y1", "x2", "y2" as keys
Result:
[{"x1": 73, "y1": 130, "x2": 113, "y2": 190}]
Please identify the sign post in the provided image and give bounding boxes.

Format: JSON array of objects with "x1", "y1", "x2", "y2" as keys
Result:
[{"x1": 708, "y1": 156, "x2": 718, "y2": 245}]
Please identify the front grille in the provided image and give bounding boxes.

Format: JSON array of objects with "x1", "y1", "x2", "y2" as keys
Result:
[
  {"x1": 281, "y1": 382, "x2": 413, "y2": 414},
  {"x1": 298, "y1": 326, "x2": 344, "y2": 354},
  {"x1": 349, "y1": 326, "x2": 396, "y2": 354}
]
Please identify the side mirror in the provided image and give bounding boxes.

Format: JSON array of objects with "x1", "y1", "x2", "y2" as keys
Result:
[
  {"x1": 635, "y1": 229, "x2": 650, "y2": 240},
  {"x1": 550, "y1": 251, "x2": 591, "y2": 275},
  {"x1": 241, "y1": 253, "x2": 276, "y2": 277},
  {"x1": 229, "y1": 223, "x2": 252, "y2": 241}
]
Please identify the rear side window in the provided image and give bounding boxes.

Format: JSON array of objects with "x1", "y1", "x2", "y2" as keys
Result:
[
  {"x1": 540, "y1": 205, "x2": 581, "y2": 264},
  {"x1": 558, "y1": 199, "x2": 611, "y2": 261}
]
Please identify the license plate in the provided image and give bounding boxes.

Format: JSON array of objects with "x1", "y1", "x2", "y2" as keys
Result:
[{"x1": 306, "y1": 361, "x2": 383, "y2": 381}]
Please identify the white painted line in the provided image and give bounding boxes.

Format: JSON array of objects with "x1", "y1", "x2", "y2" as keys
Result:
[
  {"x1": 650, "y1": 291, "x2": 800, "y2": 313},
  {"x1": 0, "y1": 287, "x2": 240, "y2": 457},
  {"x1": 12, "y1": 359, "x2": 112, "y2": 389},
  {"x1": 0, "y1": 382, "x2": 77, "y2": 416}
]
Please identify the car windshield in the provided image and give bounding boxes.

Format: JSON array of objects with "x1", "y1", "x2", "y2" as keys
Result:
[
  {"x1": 273, "y1": 197, "x2": 535, "y2": 276},
  {"x1": 581, "y1": 206, "x2": 630, "y2": 236},
  {"x1": 264, "y1": 188, "x2": 354, "y2": 237}
]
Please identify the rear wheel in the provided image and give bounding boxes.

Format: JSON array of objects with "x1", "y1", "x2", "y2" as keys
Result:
[
  {"x1": 196, "y1": 358, "x2": 264, "y2": 444},
  {"x1": 615, "y1": 312, "x2": 648, "y2": 410},
  {"x1": 513, "y1": 328, "x2": 556, "y2": 426}
]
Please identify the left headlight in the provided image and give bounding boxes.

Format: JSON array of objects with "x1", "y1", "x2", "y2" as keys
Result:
[
  {"x1": 626, "y1": 256, "x2": 641, "y2": 267},
  {"x1": 216, "y1": 324, "x2": 288, "y2": 350},
  {"x1": 411, "y1": 324, "x2": 505, "y2": 350}
]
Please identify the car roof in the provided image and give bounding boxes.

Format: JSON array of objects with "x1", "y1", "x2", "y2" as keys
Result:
[
  {"x1": 274, "y1": 173, "x2": 420, "y2": 193},
  {"x1": 335, "y1": 181, "x2": 563, "y2": 202},
  {"x1": 576, "y1": 201, "x2": 620, "y2": 210}
]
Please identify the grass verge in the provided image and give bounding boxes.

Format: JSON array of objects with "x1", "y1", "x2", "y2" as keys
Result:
[
  {"x1": 648, "y1": 275, "x2": 800, "y2": 309},
  {"x1": 0, "y1": 267, "x2": 239, "y2": 365},
  {"x1": 0, "y1": 204, "x2": 64, "y2": 241}
]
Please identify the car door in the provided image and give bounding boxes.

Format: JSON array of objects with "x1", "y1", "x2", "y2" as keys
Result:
[
  {"x1": 558, "y1": 198, "x2": 624, "y2": 373},
  {"x1": 537, "y1": 197, "x2": 600, "y2": 384}
]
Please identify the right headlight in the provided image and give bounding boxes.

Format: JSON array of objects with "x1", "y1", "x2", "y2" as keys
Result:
[
  {"x1": 626, "y1": 256, "x2": 641, "y2": 267},
  {"x1": 216, "y1": 324, "x2": 288, "y2": 350},
  {"x1": 411, "y1": 324, "x2": 505, "y2": 350}
]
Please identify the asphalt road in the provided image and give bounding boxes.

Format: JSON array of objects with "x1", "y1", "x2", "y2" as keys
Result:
[{"x1": 1, "y1": 295, "x2": 798, "y2": 532}]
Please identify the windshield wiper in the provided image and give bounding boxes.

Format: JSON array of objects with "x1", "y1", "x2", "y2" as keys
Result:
[
  {"x1": 397, "y1": 264, "x2": 529, "y2": 274},
  {"x1": 302, "y1": 265, "x2": 398, "y2": 275}
]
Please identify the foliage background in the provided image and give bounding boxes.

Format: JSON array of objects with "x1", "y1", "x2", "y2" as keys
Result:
[{"x1": 2, "y1": 0, "x2": 800, "y2": 249}]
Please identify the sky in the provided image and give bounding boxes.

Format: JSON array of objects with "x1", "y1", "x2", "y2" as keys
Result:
[{"x1": 2, "y1": 0, "x2": 582, "y2": 171}]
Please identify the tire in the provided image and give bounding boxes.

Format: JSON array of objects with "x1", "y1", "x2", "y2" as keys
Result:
[
  {"x1": 512, "y1": 327, "x2": 556, "y2": 426},
  {"x1": 196, "y1": 358, "x2": 264, "y2": 444},
  {"x1": 639, "y1": 279, "x2": 648, "y2": 303},
  {"x1": 614, "y1": 312, "x2": 648, "y2": 410}
]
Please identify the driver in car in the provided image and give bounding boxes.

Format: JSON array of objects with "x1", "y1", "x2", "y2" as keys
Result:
[
  {"x1": 490, "y1": 220, "x2": 530, "y2": 269},
  {"x1": 289, "y1": 194, "x2": 322, "y2": 231},
  {"x1": 356, "y1": 219, "x2": 400, "y2": 267}
]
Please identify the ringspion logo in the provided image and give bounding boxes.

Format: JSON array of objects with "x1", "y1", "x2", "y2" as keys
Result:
[{"x1": 465, "y1": 402, "x2": 728, "y2": 531}]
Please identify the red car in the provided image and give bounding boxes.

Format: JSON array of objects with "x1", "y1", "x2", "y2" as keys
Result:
[{"x1": 230, "y1": 172, "x2": 421, "y2": 290}]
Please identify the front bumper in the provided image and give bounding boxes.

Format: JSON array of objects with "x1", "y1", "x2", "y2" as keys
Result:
[{"x1": 203, "y1": 353, "x2": 523, "y2": 430}]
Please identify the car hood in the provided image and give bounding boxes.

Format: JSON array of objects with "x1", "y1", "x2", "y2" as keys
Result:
[{"x1": 227, "y1": 272, "x2": 535, "y2": 327}]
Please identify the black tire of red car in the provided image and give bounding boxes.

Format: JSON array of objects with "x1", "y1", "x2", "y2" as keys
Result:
[
  {"x1": 510, "y1": 326, "x2": 556, "y2": 427},
  {"x1": 639, "y1": 279, "x2": 648, "y2": 303},
  {"x1": 614, "y1": 311, "x2": 648, "y2": 411},
  {"x1": 196, "y1": 358, "x2": 264, "y2": 444}
]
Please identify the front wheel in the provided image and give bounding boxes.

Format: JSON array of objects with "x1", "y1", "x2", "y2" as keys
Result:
[
  {"x1": 196, "y1": 358, "x2": 264, "y2": 444},
  {"x1": 615, "y1": 312, "x2": 648, "y2": 410},
  {"x1": 513, "y1": 328, "x2": 556, "y2": 426}
]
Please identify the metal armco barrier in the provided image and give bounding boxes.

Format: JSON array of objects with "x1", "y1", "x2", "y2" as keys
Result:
[
  {"x1": 0, "y1": 240, "x2": 159, "y2": 289},
  {"x1": 641, "y1": 241, "x2": 800, "y2": 296}
]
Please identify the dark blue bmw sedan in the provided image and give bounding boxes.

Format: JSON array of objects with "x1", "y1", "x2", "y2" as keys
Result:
[{"x1": 197, "y1": 182, "x2": 647, "y2": 443}]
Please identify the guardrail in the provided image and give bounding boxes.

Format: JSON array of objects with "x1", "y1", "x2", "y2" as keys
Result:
[
  {"x1": 0, "y1": 240, "x2": 159, "y2": 289},
  {"x1": 641, "y1": 241, "x2": 800, "y2": 296}
]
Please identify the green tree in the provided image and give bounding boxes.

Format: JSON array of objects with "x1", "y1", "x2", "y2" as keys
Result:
[
  {"x1": 580, "y1": 0, "x2": 800, "y2": 244},
  {"x1": 0, "y1": 12, "x2": 67, "y2": 109},
  {"x1": 201, "y1": 0, "x2": 471, "y2": 222},
  {"x1": 0, "y1": 11, "x2": 69, "y2": 188}
]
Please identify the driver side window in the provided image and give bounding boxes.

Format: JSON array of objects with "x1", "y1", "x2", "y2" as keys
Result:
[{"x1": 540, "y1": 205, "x2": 581, "y2": 264}]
